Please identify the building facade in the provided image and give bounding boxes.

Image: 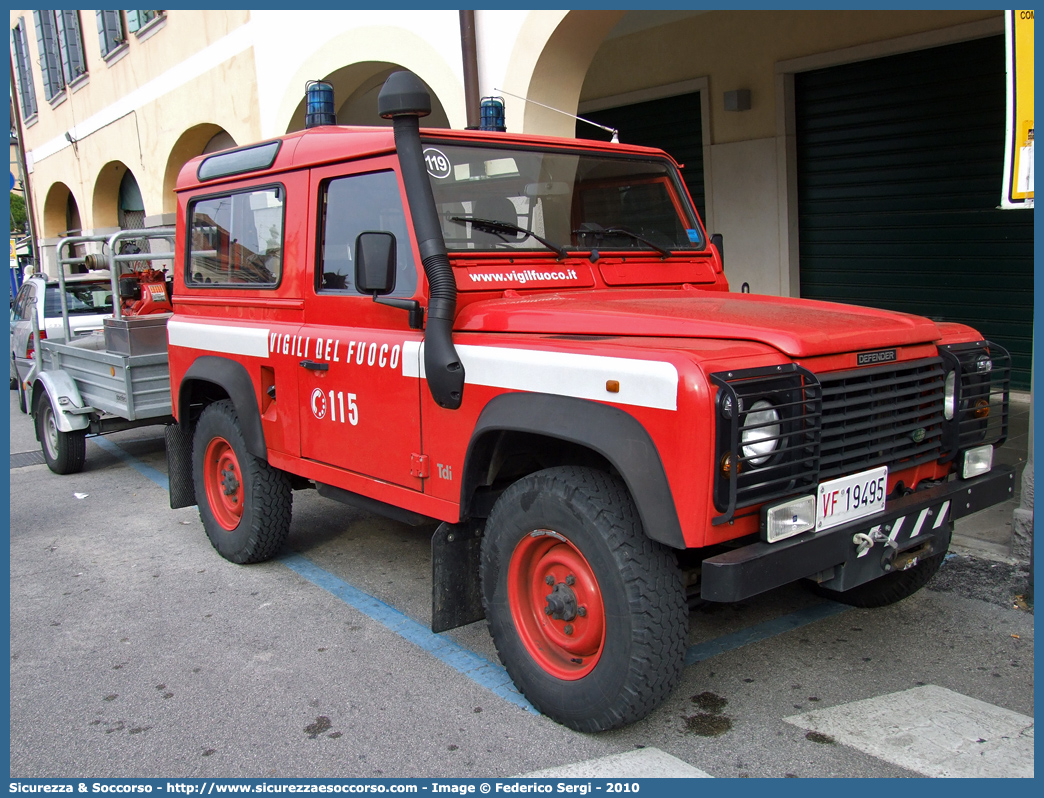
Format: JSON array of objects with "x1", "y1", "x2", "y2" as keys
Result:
[{"x1": 9, "y1": 9, "x2": 1032, "y2": 387}]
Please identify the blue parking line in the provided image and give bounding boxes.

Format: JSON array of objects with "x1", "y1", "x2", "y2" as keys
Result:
[
  {"x1": 90, "y1": 434, "x2": 170, "y2": 491},
  {"x1": 279, "y1": 553, "x2": 538, "y2": 715},
  {"x1": 685, "y1": 600, "x2": 849, "y2": 666},
  {"x1": 89, "y1": 435, "x2": 536, "y2": 714},
  {"x1": 93, "y1": 435, "x2": 849, "y2": 712}
]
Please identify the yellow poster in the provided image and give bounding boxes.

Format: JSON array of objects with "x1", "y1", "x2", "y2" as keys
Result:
[{"x1": 1003, "y1": 10, "x2": 1034, "y2": 208}]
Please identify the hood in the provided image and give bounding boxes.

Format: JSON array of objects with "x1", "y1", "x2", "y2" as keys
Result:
[{"x1": 455, "y1": 290, "x2": 942, "y2": 358}]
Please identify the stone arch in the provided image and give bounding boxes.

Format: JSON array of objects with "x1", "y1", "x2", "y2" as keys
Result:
[
  {"x1": 162, "y1": 124, "x2": 239, "y2": 213},
  {"x1": 285, "y1": 63, "x2": 450, "y2": 133},
  {"x1": 502, "y1": 11, "x2": 625, "y2": 136},
  {"x1": 271, "y1": 26, "x2": 463, "y2": 135},
  {"x1": 42, "y1": 182, "x2": 82, "y2": 238},
  {"x1": 92, "y1": 161, "x2": 134, "y2": 229}
]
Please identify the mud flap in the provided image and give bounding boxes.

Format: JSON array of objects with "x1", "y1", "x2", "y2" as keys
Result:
[
  {"x1": 165, "y1": 423, "x2": 196, "y2": 509},
  {"x1": 432, "y1": 519, "x2": 485, "y2": 633}
]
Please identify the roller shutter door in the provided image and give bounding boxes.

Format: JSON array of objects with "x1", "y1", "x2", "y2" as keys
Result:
[
  {"x1": 578, "y1": 92, "x2": 706, "y2": 220},
  {"x1": 796, "y1": 36, "x2": 1033, "y2": 389}
]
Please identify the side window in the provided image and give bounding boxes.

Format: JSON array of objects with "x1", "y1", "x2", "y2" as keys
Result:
[
  {"x1": 318, "y1": 171, "x2": 417, "y2": 298},
  {"x1": 186, "y1": 186, "x2": 284, "y2": 287},
  {"x1": 18, "y1": 284, "x2": 36, "y2": 321},
  {"x1": 13, "y1": 285, "x2": 27, "y2": 320}
]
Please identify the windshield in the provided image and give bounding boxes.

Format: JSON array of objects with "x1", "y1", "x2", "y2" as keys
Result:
[
  {"x1": 423, "y1": 142, "x2": 703, "y2": 255},
  {"x1": 44, "y1": 282, "x2": 113, "y2": 317}
]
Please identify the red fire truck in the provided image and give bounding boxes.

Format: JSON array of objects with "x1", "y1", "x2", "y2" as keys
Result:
[{"x1": 162, "y1": 72, "x2": 1014, "y2": 731}]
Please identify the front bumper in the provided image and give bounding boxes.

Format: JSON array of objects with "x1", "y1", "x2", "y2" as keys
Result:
[{"x1": 700, "y1": 465, "x2": 1016, "y2": 602}]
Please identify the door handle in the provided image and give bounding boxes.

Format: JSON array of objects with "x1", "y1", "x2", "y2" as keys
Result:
[{"x1": 299, "y1": 360, "x2": 329, "y2": 371}]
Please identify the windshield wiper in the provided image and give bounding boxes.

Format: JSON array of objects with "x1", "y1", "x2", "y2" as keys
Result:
[
  {"x1": 573, "y1": 222, "x2": 671, "y2": 259},
  {"x1": 451, "y1": 215, "x2": 568, "y2": 261}
]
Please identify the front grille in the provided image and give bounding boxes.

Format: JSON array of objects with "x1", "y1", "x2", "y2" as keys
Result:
[{"x1": 818, "y1": 358, "x2": 946, "y2": 480}]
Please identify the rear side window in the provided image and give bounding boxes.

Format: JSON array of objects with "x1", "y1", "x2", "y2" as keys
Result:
[
  {"x1": 186, "y1": 185, "x2": 284, "y2": 287},
  {"x1": 43, "y1": 283, "x2": 113, "y2": 317},
  {"x1": 15, "y1": 284, "x2": 35, "y2": 320}
]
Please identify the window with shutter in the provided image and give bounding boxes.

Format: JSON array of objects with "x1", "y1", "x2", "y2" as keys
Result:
[
  {"x1": 126, "y1": 10, "x2": 161, "y2": 34},
  {"x1": 11, "y1": 19, "x2": 38, "y2": 119},
  {"x1": 96, "y1": 11, "x2": 125, "y2": 58},
  {"x1": 55, "y1": 10, "x2": 87, "y2": 85},
  {"x1": 33, "y1": 10, "x2": 65, "y2": 102}
]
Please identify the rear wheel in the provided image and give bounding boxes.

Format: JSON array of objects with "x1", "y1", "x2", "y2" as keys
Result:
[
  {"x1": 192, "y1": 400, "x2": 292, "y2": 563},
  {"x1": 35, "y1": 390, "x2": 86, "y2": 474},
  {"x1": 480, "y1": 466, "x2": 688, "y2": 732}
]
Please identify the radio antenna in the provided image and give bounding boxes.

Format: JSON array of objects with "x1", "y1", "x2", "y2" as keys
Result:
[{"x1": 494, "y1": 87, "x2": 619, "y2": 143}]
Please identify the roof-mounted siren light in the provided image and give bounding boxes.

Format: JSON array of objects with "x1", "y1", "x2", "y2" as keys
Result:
[
  {"x1": 304, "y1": 80, "x2": 336, "y2": 129},
  {"x1": 479, "y1": 96, "x2": 506, "y2": 132}
]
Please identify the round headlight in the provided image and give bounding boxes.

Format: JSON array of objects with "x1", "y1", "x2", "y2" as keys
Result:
[{"x1": 741, "y1": 399, "x2": 781, "y2": 466}]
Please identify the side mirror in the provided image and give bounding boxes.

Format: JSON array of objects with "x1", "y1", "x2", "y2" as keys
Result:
[
  {"x1": 710, "y1": 233, "x2": 724, "y2": 267},
  {"x1": 355, "y1": 231, "x2": 397, "y2": 296}
]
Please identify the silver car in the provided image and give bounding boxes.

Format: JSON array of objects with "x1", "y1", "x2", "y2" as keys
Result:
[{"x1": 10, "y1": 273, "x2": 115, "y2": 411}]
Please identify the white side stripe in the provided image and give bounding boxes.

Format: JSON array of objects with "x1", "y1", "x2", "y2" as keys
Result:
[
  {"x1": 404, "y1": 342, "x2": 678, "y2": 411},
  {"x1": 910, "y1": 508, "x2": 929, "y2": 539},
  {"x1": 168, "y1": 320, "x2": 270, "y2": 359},
  {"x1": 933, "y1": 501, "x2": 951, "y2": 529}
]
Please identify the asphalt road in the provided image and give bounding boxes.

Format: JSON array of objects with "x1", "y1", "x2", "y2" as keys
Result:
[{"x1": 7, "y1": 389, "x2": 1035, "y2": 779}]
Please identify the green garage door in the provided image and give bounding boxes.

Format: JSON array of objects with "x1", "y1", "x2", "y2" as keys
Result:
[
  {"x1": 578, "y1": 92, "x2": 706, "y2": 221},
  {"x1": 796, "y1": 36, "x2": 1033, "y2": 389}
]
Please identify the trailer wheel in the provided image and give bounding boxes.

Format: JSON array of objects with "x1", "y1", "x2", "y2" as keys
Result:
[
  {"x1": 193, "y1": 400, "x2": 292, "y2": 564},
  {"x1": 480, "y1": 466, "x2": 687, "y2": 732},
  {"x1": 809, "y1": 550, "x2": 946, "y2": 608},
  {"x1": 35, "y1": 391, "x2": 86, "y2": 474}
]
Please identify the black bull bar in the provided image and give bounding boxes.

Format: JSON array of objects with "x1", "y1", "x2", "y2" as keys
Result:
[{"x1": 700, "y1": 465, "x2": 1016, "y2": 602}]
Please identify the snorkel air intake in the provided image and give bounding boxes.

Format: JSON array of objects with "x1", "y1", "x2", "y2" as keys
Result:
[{"x1": 379, "y1": 71, "x2": 465, "y2": 410}]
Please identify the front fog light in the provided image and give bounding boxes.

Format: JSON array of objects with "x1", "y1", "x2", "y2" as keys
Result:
[
  {"x1": 763, "y1": 495, "x2": 816, "y2": 543},
  {"x1": 961, "y1": 444, "x2": 993, "y2": 479}
]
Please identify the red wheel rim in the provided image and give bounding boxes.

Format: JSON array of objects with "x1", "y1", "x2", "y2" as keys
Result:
[
  {"x1": 203, "y1": 436, "x2": 243, "y2": 531},
  {"x1": 507, "y1": 530, "x2": 605, "y2": 680}
]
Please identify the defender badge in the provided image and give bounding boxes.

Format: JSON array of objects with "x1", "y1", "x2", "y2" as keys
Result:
[{"x1": 857, "y1": 348, "x2": 897, "y2": 366}]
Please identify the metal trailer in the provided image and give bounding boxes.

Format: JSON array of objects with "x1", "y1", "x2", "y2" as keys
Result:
[{"x1": 26, "y1": 228, "x2": 176, "y2": 473}]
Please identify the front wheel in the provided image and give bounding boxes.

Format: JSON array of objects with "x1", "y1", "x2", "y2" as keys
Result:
[
  {"x1": 480, "y1": 466, "x2": 688, "y2": 732},
  {"x1": 35, "y1": 390, "x2": 86, "y2": 474},
  {"x1": 192, "y1": 400, "x2": 292, "y2": 563}
]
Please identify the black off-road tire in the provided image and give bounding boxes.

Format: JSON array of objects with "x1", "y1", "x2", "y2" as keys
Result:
[
  {"x1": 480, "y1": 466, "x2": 688, "y2": 732},
  {"x1": 192, "y1": 400, "x2": 292, "y2": 564},
  {"x1": 35, "y1": 390, "x2": 86, "y2": 474},
  {"x1": 809, "y1": 550, "x2": 947, "y2": 608}
]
